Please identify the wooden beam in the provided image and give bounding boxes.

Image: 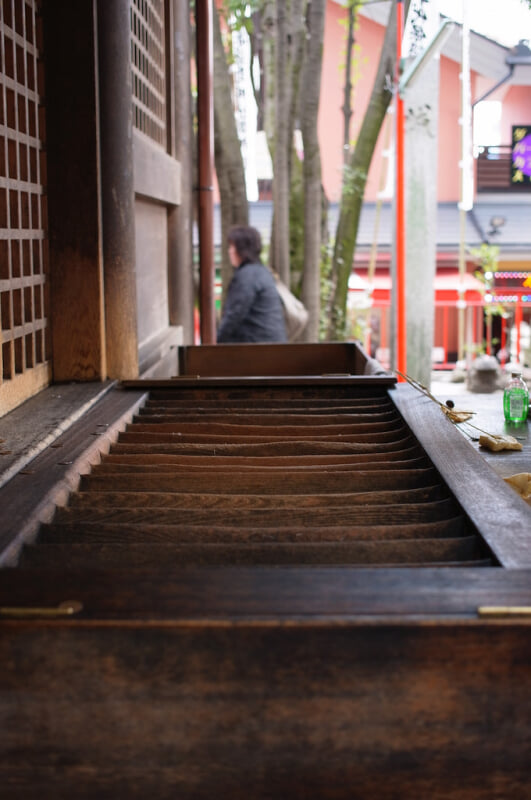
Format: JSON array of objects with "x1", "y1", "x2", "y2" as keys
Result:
[
  {"x1": 133, "y1": 131, "x2": 180, "y2": 206},
  {"x1": 97, "y1": 0, "x2": 139, "y2": 379},
  {"x1": 1, "y1": 568, "x2": 531, "y2": 796},
  {"x1": 43, "y1": 0, "x2": 106, "y2": 381}
]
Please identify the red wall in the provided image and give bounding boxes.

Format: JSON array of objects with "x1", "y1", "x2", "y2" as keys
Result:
[
  {"x1": 501, "y1": 84, "x2": 531, "y2": 140},
  {"x1": 437, "y1": 56, "x2": 463, "y2": 202},
  {"x1": 319, "y1": 6, "x2": 392, "y2": 203},
  {"x1": 318, "y1": 3, "x2": 531, "y2": 205},
  {"x1": 214, "y1": 3, "x2": 531, "y2": 210}
]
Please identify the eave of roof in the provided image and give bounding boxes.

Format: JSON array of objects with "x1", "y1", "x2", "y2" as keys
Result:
[
  {"x1": 332, "y1": 0, "x2": 530, "y2": 86},
  {"x1": 208, "y1": 200, "x2": 531, "y2": 261}
]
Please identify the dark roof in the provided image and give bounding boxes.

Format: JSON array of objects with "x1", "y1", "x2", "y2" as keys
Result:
[
  {"x1": 342, "y1": 200, "x2": 531, "y2": 257},
  {"x1": 208, "y1": 199, "x2": 531, "y2": 259}
]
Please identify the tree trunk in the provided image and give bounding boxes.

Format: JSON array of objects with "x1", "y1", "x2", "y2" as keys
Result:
[
  {"x1": 327, "y1": 0, "x2": 411, "y2": 340},
  {"x1": 170, "y1": 0, "x2": 195, "y2": 342},
  {"x1": 260, "y1": 0, "x2": 305, "y2": 283},
  {"x1": 214, "y1": 0, "x2": 322, "y2": 336},
  {"x1": 404, "y1": 2, "x2": 440, "y2": 386},
  {"x1": 272, "y1": 1, "x2": 291, "y2": 282},
  {"x1": 300, "y1": 0, "x2": 326, "y2": 342},
  {"x1": 259, "y1": 0, "x2": 277, "y2": 267},
  {"x1": 273, "y1": 1, "x2": 290, "y2": 281},
  {"x1": 212, "y1": 2, "x2": 248, "y2": 297},
  {"x1": 342, "y1": 3, "x2": 356, "y2": 163}
]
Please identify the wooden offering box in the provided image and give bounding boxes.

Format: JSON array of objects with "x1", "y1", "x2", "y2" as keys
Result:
[
  {"x1": 1, "y1": 343, "x2": 530, "y2": 799},
  {"x1": 177, "y1": 340, "x2": 394, "y2": 380}
]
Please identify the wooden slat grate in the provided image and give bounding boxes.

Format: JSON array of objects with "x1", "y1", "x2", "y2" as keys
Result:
[
  {"x1": 130, "y1": 0, "x2": 166, "y2": 147},
  {"x1": 0, "y1": 0, "x2": 49, "y2": 405},
  {"x1": 22, "y1": 383, "x2": 495, "y2": 569}
]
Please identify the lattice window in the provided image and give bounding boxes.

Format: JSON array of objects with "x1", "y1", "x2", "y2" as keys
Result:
[
  {"x1": 130, "y1": 0, "x2": 166, "y2": 148},
  {"x1": 0, "y1": 0, "x2": 49, "y2": 406}
]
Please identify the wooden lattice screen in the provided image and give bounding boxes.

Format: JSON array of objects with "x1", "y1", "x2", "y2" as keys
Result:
[
  {"x1": 0, "y1": 0, "x2": 49, "y2": 416},
  {"x1": 130, "y1": 0, "x2": 166, "y2": 148}
]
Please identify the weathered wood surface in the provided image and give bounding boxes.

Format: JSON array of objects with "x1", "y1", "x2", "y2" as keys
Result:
[
  {"x1": 129, "y1": 418, "x2": 407, "y2": 435},
  {"x1": 90, "y1": 455, "x2": 431, "y2": 472},
  {"x1": 66, "y1": 484, "x2": 449, "y2": 508},
  {"x1": 135, "y1": 409, "x2": 400, "y2": 423},
  {"x1": 2, "y1": 341, "x2": 531, "y2": 798},
  {"x1": 13, "y1": 373, "x2": 528, "y2": 577},
  {"x1": 2, "y1": 623, "x2": 529, "y2": 799},
  {"x1": 391, "y1": 385, "x2": 531, "y2": 567},
  {"x1": 21, "y1": 536, "x2": 483, "y2": 566},
  {"x1": 456, "y1": 394, "x2": 530, "y2": 479},
  {"x1": 3, "y1": 565, "x2": 531, "y2": 618},
  {"x1": 111, "y1": 436, "x2": 419, "y2": 454},
  {"x1": 22, "y1": 381, "x2": 489, "y2": 569},
  {"x1": 121, "y1": 426, "x2": 409, "y2": 442},
  {"x1": 43, "y1": 0, "x2": 107, "y2": 381},
  {"x1": 177, "y1": 341, "x2": 392, "y2": 378},
  {"x1": 0, "y1": 388, "x2": 147, "y2": 566},
  {"x1": 21, "y1": 542, "x2": 492, "y2": 569},
  {"x1": 1, "y1": 568, "x2": 531, "y2": 798},
  {"x1": 34, "y1": 518, "x2": 468, "y2": 544},
  {"x1": 78, "y1": 466, "x2": 442, "y2": 494},
  {"x1": 50, "y1": 496, "x2": 459, "y2": 526}
]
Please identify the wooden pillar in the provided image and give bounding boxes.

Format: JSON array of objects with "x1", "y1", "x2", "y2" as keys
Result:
[
  {"x1": 43, "y1": 0, "x2": 106, "y2": 381},
  {"x1": 97, "y1": 0, "x2": 139, "y2": 378},
  {"x1": 168, "y1": 0, "x2": 195, "y2": 342}
]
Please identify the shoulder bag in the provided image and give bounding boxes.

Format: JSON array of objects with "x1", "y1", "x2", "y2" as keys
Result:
[{"x1": 271, "y1": 271, "x2": 309, "y2": 342}]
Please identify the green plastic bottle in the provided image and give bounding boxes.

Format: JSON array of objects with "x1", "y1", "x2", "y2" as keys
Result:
[{"x1": 503, "y1": 372, "x2": 529, "y2": 424}]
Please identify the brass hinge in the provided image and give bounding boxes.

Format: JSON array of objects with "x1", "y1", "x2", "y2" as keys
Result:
[
  {"x1": 478, "y1": 606, "x2": 531, "y2": 618},
  {"x1": 0, "y1": 600, "x2": 83, "y2": 618}
]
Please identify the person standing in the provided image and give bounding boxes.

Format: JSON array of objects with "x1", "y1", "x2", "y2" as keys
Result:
[{"x1": 217, "y1": 226, "x2": 287, "y2": 343}]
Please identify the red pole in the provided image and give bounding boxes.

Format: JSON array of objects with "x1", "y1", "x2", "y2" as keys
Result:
[
  {"x1": 196, "y1": 0, "x2": 216, "y2": 344},
  {"x1": 381, "y1": 307, "x2": 388, "y2": 349},
  {"x1": 486, "y1": 309, "x2": 491, "y2": 355},
  {"x1": 443, "y1": 306, "x2": 448, "y2": 365},
  {"x1": 364, "y1": 315, "x2": 371, "y2": 355},
  {"x1": 515, "y1": 296, "x2": 522, "y2": 363},
  {"x1": 395, "y1": 0, "x2": 407, "y2": 379},
  {"x1": 500, "y1": 315, "x2": 506, "y2": 367}
]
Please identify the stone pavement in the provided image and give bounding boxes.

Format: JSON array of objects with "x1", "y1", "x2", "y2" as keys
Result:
[{"x1": 430, "y1": 370, "x2": 504, "y2": 413}]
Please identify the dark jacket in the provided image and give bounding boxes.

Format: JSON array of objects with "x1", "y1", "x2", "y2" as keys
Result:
[{"x1": 217, "y1": 261, "x2": 287, "y2": 343}]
